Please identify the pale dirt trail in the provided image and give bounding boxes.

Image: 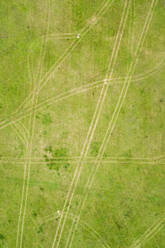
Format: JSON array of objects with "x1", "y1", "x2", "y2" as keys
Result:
[
  {"x1": 129, "y1": 213, "x2": 165, "y2": 248},
  {"x1": 15, "y1": 1, "x2": 115, "y2": 247},
  {"x1": 16, "y1": 1, "x2": 51, "y2": 247},
  {"x1": 65, "y1": 1, "x2": 158, "y2": 248},
  {"x1": 4, "y1": 0, "x2": 115, "y2": 129},
  {"x1": 51, "y1": 1, "x2": 131, "y2": 248},
  {"x1": 0, "y1": 57, "x2": 164, "y2": 132}
]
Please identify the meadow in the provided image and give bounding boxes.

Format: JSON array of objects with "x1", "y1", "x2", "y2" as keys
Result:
[{"x1": 0, "y1": 0, "x2": 165, "y2": 247}]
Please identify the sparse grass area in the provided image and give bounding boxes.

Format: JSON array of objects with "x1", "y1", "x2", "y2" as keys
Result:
[{"x1": 0, "y1": 0, "x2": 165, "y2": 247}]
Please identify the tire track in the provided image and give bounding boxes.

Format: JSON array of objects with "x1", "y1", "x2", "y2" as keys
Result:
[
  {"x1": 129, "y1": 213, "x2": 165, "y2": 248},
  {"x1": 128, "y1": 0, "x2": 135, "y2": 55},
  {"x1": 12, "y1": 122, "x2": 27, "y2": 147},
  {"x1": 0, "y1": 56, "x2": 164, "y2": 131},
  {"x1": 39, "y1": 212, "x2": 111, "y2": 248},
  {"x1": 65, "y1": 1, "x2": 158, "y2": 247},
  {"x1": 51, "y1": 1, "x2": 131, "y2": 247},
  {"x1": 16, "y1": 1, "x2": 51, "y2": 247},
  {"x1": 1, "y1": 157, "x2": 164, "y2": 165},
  {"x1": 15, "y1": 1, "x2": 115, "y2": 247},
  {"x1": 2, "y1": 0, "x2": 115, "y2": 129}
]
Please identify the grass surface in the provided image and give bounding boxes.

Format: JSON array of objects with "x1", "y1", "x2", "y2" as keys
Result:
[{"x1": 0, "y1": 0, "x2": 165, "y2": 247}]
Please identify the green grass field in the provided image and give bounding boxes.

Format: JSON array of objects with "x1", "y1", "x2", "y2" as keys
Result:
[{"x1": 0, "y1": 0, "x2": 165, "y2": 247}]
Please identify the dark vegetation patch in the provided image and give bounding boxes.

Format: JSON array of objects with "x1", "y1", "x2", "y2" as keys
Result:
[
  {"x1": 44, "y1": 146, "x2": 70, "y2": 171},
  {"x1": 36, "y1": 112, "x2": 52, "y2": 125},
  {"x1": 37, "y1": 225, "x2": 44, "y2": 234},
  {"x1": 42, "y1": 113, "x2": 52, "y2": 125},
  {"x1": 32, "y1": 211, "x2": 37, "y2": 217},
  {"x1": 89, "y1": 142, "x2": 100, "y2": 156},
  {"x1": 0, "y1": 233, "x2": 5, "y2": 247},
  {"x1": 0, "y1": 234, "x2": 4, "y2": 240}
]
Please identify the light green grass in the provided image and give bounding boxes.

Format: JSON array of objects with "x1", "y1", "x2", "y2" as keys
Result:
[{"x1": 0, "y1": 0, "x2": 165, "y2": 247}]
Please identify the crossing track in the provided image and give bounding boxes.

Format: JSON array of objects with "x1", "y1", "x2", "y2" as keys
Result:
[
  {"x1": 0, "y1": 0, "x2": 115, "y2": 132},
  {"x1": 63, "y1": 1, "x2": 159, "y2": 248},
  {"x1": 50, "y1": 1, "x2": 131, "y2": 248}
]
